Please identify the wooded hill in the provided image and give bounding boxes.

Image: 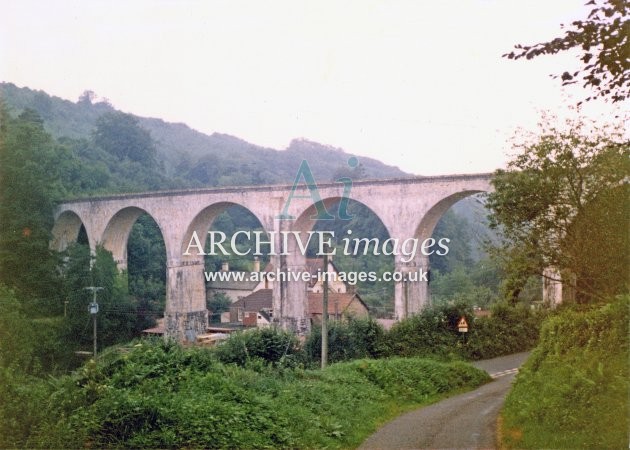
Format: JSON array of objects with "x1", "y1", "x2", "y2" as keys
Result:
[
  {"x1": 0, "y1": 81, "x2": 490, "y2": 248},
  {"x1": 0, "y1": 82, "x2": 407, "y2": 187}
]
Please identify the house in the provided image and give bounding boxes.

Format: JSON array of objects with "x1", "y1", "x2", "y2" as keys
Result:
[
  {"x1": 307, "y1": 292, "x2": 369, "y2": 324},
  {"x1": 229, "y1": 288, "x2": 369, "y2": 327},
  {"x1": 229, "y1": 289, "x2": 274, "y2": 324},
  {"x1": 242, "y1": 310, "x2": 271, "y2": 327},
  {"x1": 304, "y1": 257, "x2": 348, "y2": 293}
]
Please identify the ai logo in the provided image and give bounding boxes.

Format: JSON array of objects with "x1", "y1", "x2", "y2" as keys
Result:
[{"x1": 276, "y1": 157, "x2": 359, "y2": 221}]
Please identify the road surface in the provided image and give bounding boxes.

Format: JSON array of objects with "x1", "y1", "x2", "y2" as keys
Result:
[{"x1": 359, "y1": 352, "x2": 530, "y2": 450}]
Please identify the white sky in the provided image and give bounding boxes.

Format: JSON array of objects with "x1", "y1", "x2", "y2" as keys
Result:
[{"x1": 0, "y1": 0, "x2": 622, "y2": 175}]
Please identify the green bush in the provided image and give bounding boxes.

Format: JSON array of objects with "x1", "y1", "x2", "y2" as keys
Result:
[
  {"x1": 385, "y1": 302, "x2": 544, "y2": 361},
  {"x1": 463, "y1": 303, "x2": 544, "y2": 360},
  {"x1": 304, "y1": 317, "x2": 387, "y2": 364},
  {"x1": 385, "y1": 302, "x2": 473, "y2": 359},
  {"x1": 17, "y1": 340, "x2": 489, "y2": 449},
  {"x1": 214, "y1": 326, "x2": 302, "y2": 367},
  {"x1": 0, "y1": 367, "x2": 54, "y2": 448},
  {"x1": 501, "y1": 295, "x2": 629, "y2": 449}
]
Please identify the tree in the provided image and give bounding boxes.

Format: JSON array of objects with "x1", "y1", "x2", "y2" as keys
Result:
[
  {"x1": 92, "y1": 112, "x2": 158, "y2": 166},
  {"x1": 504, "y1": 0, "x2": 629, "y2": 103},
  {"x1": 486, "y1": 113, "x2": 629, "y2": 302},
  {"x1": 0, "y1": 107, "x2": 66, "y2": 307},
  {"x1": 207, "y1": 292, "x2": 231, "y2": 323},
  {"x1": 61, "y1": 244, "x2": 142, "y2": 350},
  {"x1": 127, "y1": 214, "x2": 166, "y2": 329},
  {"x1": 78, "y1": 90, "x2": 96, "y2": 105}
]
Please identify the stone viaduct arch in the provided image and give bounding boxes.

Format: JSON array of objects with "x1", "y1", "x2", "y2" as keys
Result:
[{"x1": 52, "y1": 173, "x2": 493, "y2": 341}]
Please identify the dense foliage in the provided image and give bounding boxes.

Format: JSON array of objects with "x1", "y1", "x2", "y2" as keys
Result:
[
  {"x1": 305, "y1": 317, "x2": 388, "y2": 363},
  {"x1": 463, "y1": 303, "x2": 542, "y2": 360},
  {"x1": 501, "y1": 295, "x2": 629, "y2": 448},
  {"x1": 385, "y1": 302, "x2": 544, "y2": 361},
  {"x1": 0, "y1": 339, "x2": 489, "y2": 449},
  {"x1": 214, "y1": 327, "x2": 302, "y2": 367},
  {"x1": 0, "y1": 108, "x2": 65, "y2": 306},
  {"x1": 486, "y1": 114, "x2": 629, "y2": 303},
  {"x1": 0, "y1": 106, "x2": 171, "y2": 371}
]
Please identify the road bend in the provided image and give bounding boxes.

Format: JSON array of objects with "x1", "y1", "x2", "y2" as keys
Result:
[{"x1": 359, "y1": 352, "x2": 530, "y2": 450}]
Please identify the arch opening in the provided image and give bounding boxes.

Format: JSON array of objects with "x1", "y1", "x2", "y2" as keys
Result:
[
  {"x1": 126, "y1": 213, "x2": 167, "y2": 333},
  {"x1": 295, "y1": 197, "x2": 395, "y2": 320},
  {"x1": 99, "y1": 207, "x2": 168, "y2": 335},
  {"x1": 51, "y1": 210, "x2": 89, "y2": 251},
  {"x1": 415, "y1": 192, "x2": 508, "y2": 311},
  {"x1": 184, "y1": 202, "x2": 271, "y2": 325}
]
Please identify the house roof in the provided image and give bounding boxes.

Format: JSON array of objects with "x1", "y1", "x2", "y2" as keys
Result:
[
  {"x1": 142, "y1": 318, "x2": 165, "y2": 335},
  {"x1": 231, "y1": 289, "x2": 273, "y2": 312},
  {"x1": 232, "y1": 289, "x2": 368, "y2": 317},
  {"x1": 307, "y1": 292, "x2": 368, "y2": 315}
]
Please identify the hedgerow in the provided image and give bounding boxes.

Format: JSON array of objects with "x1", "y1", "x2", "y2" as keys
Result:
[{"x1": 501, "y1": 295, "x2": 629, "y2": 449}]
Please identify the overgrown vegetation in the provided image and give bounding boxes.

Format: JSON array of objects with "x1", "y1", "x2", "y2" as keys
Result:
[
  {"x1": 0, "y1": 339, "x2": 490, "y2": 449},
  {"x1": 501, "y1": 295, "x2": 629, "y2": 449},
  {"x1": 214, "y1": 326, "x2": 302, "y2": 367},
  {"x1": 486, "y1": 114, "x2": 629, "y2": 303},
  {"x1": 305, "y1": 317, "x2": 388, "y2": 363},
  {"x1": 385, "y1": 302, "x2": 543, "y2": 361},
  {"x1": 207, "y1": 305, "x2": 543, "y2": 372}
]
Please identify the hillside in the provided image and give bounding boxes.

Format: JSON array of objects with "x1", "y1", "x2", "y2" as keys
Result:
[{"x1": 0, "y1": 82, "x2": 407, "y2": 185}]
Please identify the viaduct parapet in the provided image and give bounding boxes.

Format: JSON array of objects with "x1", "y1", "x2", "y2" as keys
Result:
[{"x1": 52, "y1": 173, "x2": 493, "y2": 341}]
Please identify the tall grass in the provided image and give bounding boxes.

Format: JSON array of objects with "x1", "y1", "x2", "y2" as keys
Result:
[
  {"x1": 5, "y1": 339, "x2": 489, "y2": 449},
  {"x1": 501, "y1": 295, "x2": 629, "y2": 449}
]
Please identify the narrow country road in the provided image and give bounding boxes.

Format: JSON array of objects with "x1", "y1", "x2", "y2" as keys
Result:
[{"x1": 359, "y1": 352, "x2": 530, "y2": 450}]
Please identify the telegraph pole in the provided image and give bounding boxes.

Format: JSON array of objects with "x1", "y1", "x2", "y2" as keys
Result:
[
  {"x1": 321, "y1": 245, "x2": 329, "y2": 369},
  {"x1": 85, "y1": 286, "x2": 103, "y2": 358}
]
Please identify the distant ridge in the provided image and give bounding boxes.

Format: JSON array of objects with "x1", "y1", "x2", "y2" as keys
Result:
[{"x1": 0, "y1": 82, "x2": 408, "y2": 185}]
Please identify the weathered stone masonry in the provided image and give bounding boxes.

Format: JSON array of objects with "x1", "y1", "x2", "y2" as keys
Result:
[{"x1": 52, "y1": 174, "x2": 494, "y2": 341}]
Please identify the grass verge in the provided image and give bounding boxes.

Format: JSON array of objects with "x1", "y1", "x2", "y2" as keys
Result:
[{"x1": 500, "y1": 295, "x2": 629, "y2": 449}]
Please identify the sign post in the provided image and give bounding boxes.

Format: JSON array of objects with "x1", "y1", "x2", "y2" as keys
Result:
[
  {"x1": 85, "y1": 286, "x2": 103, "y2": 358},
  {"x1": 457, "y1": 316, "x2": 468, "y2": 345},
  {"x1": 457, "y1": 316, "x2": 469, "y2": 333}
]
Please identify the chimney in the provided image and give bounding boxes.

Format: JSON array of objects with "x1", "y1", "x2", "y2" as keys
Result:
[
  {"x1": 253, "y1": 256, "x2": 260, "y2": 272},
  {"x1": 221, "y1": 261, "x2": 229, "y2": 272}
]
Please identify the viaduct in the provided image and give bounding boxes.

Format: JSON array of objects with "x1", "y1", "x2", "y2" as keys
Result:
[{"x1": 51, "y1": 173, "x2": 493, "y2": 341}]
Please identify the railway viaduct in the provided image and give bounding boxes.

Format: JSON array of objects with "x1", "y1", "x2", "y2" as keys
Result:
[{"x1": 51, "y1": 172, "x2": 493, "y2": 341}]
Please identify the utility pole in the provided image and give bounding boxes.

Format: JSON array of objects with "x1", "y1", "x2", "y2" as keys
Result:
[
  {"x1": 321, "y1": 245, "x2": 329, "y2": 369},
  {"x1": 85, "y1": 286, "x2": 103, "y2": 358}
]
